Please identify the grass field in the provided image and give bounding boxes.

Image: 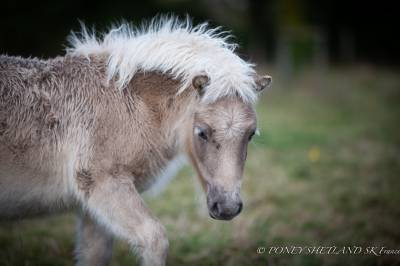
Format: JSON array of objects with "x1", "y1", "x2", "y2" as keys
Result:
[{"x1": 1, "y1": 66, "x2": 399, "y2": 266}]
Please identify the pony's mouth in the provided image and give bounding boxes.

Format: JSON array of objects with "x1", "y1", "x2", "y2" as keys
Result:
[
  {"x1": 209, "y1": 211, "x2": 237, "y2": 221},
  {"x1": 208, "y1": 201, "x2": 242, "y2": 220},
  {"x1": 209, "y1": 212, "x2": 237, "y2": 221}
]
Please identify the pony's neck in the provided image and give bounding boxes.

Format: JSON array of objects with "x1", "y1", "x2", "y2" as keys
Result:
[{"x1": 125, "y1": 71, "x2": 198, "y2": 154}]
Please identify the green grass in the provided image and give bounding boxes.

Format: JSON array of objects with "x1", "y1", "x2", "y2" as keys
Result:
[{"x1": 1, "y1": 66, "x2": 400, "y2": 265}]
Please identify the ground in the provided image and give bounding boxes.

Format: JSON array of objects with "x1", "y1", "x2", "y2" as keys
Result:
[{"x1": 1, "y1": 66, "x2": 399, "y2": 266}]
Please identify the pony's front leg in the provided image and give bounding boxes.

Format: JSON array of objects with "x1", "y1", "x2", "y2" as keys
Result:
[
  {"x1": 82, "y1": 175, "x2": 169, "y2": 266},
  {"x1": 75, "y1": 212, "x2": 114, "y2": 266}
]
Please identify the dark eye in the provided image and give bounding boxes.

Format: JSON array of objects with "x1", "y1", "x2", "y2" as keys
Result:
[
  {"x1": 195, "y1": 127, "x2": 208, "y2": 141},
  {"x1": 248, "y1": 130, "x2": 256, "y2": 141}
]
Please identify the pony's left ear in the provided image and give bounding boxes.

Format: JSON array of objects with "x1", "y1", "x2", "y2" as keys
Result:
[
  {"x1": 254, "y1": 75, "x2": 272, "y2": 92},
  {"x1": 192, "y1": 74, "x2": 210, "y2": 96}
]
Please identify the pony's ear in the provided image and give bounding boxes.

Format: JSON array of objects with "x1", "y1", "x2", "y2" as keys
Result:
[
  {"x1": 192, "y1": 74, "x2": 210, "y2": 96},
  {"x1": 254, "y1": 75, "x2": 272, "y2": 92}
]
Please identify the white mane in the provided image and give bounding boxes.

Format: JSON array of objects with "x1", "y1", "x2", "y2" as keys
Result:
[{"x1": 66, "y1": 16, "x2": 258, "y2": 103}]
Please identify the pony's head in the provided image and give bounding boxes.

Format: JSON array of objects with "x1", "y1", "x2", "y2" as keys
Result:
[
  {"x1": 67, "y1": 16, "x2": 272, "y2": 219},
  {"x1": 187, "y1": 74, "x2": 271, "y2": 220}
]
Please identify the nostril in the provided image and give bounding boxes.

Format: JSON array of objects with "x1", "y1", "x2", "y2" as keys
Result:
[
  {"x1": 211, "y1": 202, "x2": 219, "y2": 214},
  {"x1": 237, "y1": 202, "x2": 243, "y2": 214}
]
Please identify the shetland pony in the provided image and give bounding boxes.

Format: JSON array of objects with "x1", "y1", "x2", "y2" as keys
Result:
[{"x1": 0, "y1": 17, "x2": 271, "y2": 265}]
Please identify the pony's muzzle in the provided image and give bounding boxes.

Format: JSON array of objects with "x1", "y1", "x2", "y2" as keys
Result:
[
  {"x1": 209, "y1": 199, "x2": 243, "y2": 220},
  {"x1": 207, "y1": 187, "x2": 243, "y2": 220}
]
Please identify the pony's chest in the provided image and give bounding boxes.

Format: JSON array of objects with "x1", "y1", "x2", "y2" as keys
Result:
[
  {"x1": 125, "y1": 143, "x2": 180, "y2": 191},
  {"x1": 143, "y1": 154, "x2": 186, "y2": 195}
]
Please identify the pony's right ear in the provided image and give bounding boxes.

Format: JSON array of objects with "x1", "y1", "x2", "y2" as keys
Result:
[
  {"x1": 254, "y1": 75, "x2": 272, "y2": 92},
  {"x1": 192, "y1": 74, "x2": 210, "y2": 96}
]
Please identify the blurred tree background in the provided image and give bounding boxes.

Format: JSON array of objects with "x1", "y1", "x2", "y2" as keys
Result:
[
  {"x1": 1, "y1": 1, "x2": 400, "y2": 266},
  {"x1": 1, "y1": 0, "x2": 399, "y2": 66}
]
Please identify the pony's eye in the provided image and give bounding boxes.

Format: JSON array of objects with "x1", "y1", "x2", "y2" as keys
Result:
[
  {"x1": 248, "y1": 130, "x2": 256, "y2": 141},
  {"x1": 198, "y1": 130, "x2": 208, "y2": 141},
  {"x1": 195, "y1": 127, "x2": 208, "y2": 141}
]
